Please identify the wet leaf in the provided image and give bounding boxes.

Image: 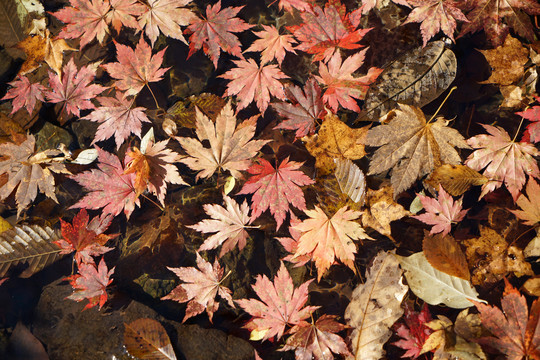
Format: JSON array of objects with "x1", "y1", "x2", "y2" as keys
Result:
[
  {"x1": 479, "y1": 35, "x2": 529, "y2": 86},
  {"x1": 124, "y1": 318, "x2": 177, "y2": 360},
  {"x1": 425, "y1": 164, "x2": 488, "y2": 196},
  {"x1": 423, "y1": 232, "x2": 470, "y2": 281},
  {"x1": 334, "y1": 158, "x2": 366, "y2": 205},
  {"x1": 511, "y1": 177, "x2": 540, "y2": 226}
]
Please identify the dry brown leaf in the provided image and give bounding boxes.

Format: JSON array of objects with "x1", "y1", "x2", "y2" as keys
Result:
[
  {"x1": 366, "y1": 104, "x2": 469, "y2": 196},
  {"x1": 303, "y1": 112, "x2": 368, "y2": 175},
  {"x1": 479, "y1": 35, "x2": 529, "y2": 86},
  {"x1": 361, "y1": 185, "x2": 410, "y2": 239},
  {"x1": 425, "y1": 164, "x2": 487, "y2": 196},
  {"x1": 463, "y1": 226, "x2": 533, "y2": 285},
  {"x1": 522, "y1": 277, "x2": 540, "y2": 297},
  {"x1": 423, "y1": 232, "x2": 470, "y2": 281},
  {"x1": 166, "y1": 93, "x2": 227, "y2": 129}
]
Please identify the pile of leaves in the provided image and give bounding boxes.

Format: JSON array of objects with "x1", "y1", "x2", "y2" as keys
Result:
[{"x1": 1, "y1": 0, "x2": 540, "y2": 358}]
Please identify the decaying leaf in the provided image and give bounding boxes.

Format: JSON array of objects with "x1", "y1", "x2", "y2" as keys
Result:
[
  {"x1": 359, "y1": 41, "x2": 457, "y2": 122},
  {"x1": 345, "y1": 250, "x2": 408, "y2": 360},
  {"x1": 366, "y1": 104, "x2": 469, "y2": 196},
  {"x1": 397, "y1": 252, "x2": 484, "y2": 308},
  {"x1": 124, "y1": 318, "x2": 177, "y2": 360},
  {"x1": 479, "y1": 35, "x2": 529, "y2": 86},
  {"x1": 423, "y1": 232, "x2": 470, "y2": 281},
  {"x1": 425, "y1": 164, "x2": 488, "y2": 196},
  {"x1": 303, "y1": 112, "x2": 369, "y2": 175},
  {"x1": 334, "y1": 158, "x2": 366, "y2": 205},
  {"x1": 166, "y1": 93, "x2": 227, "y2": 130}
]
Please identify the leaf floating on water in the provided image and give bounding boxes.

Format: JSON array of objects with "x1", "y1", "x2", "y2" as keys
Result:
[
  {"x1": 358, "y1": 41, "x2": 457, "y2": 122},
  {"x1": 334, "y1": 158, "x2": 366, "y2": 205},
  {"x1": 124, "y1": 318, "x2": 177, "y2": 360},
  {"x1": 425, "y1": 164, "x2": 487, "y2": 196}
]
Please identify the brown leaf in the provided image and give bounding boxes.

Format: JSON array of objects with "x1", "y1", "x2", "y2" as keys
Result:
[
  {"x1": 166, "y1": 93, "x2": 227, "y2": 130},
  {"x1": 124, "y1": 318, "x2": 177, "y2": 360},
  {"x1": 511, "y1": 178, "x2": 540, "y2": 226},
  {"x1": 303, "y1": 112, "x2": 368, "y2": 175},
  {"x1": 361, "y1": 185, "x2": 410, "y2": 239},
  {"x1": 423, "y1": 232, "x2": 470, "y2": 281},
  {"x1": 425, "y1": 164, "x2": 487, "y2": 196},
  {"x1": 522, "y1": 277, "x2": 540, "y2": 297},
  {"x1": 479, "y1": 35, "x2": 529, "y2": 86}
]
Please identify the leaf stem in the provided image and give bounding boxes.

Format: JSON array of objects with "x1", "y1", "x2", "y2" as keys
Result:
[
  {"x1": 146, "y1": 83, "x2": 160, "y2": 110},
  {"x1": 512, "y1": 108, "x2": 528, "y2": 142},
  {"x1": 428, "y1": 86, "x2": 457, "y2": 124}
]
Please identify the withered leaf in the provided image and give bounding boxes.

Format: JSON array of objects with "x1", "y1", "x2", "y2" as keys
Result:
[
  {"x1": 425, "y1": 164, "x2": 487, "y2": 196},
  {"x1": 423, "y1": 232, "x2": 470, "y2": 281},
  {"x1": 479, "y1": 35, "x2": 529, "y2": 86},
  {"x1": 124, "y1": 318, "x2": 177, "y2": 360},
  {"x1": 366, "y1": 104, "x2": 469, "y2": 196},
  {"x1": 358, "y1": 41, "x2": 457, "y2": 122}
]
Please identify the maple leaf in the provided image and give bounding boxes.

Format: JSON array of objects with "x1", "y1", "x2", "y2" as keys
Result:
[
  {"x1": 106, "y1": 0, "x2": 146, "y2": 33},
  {"x1": 187, "y1": 195, "x2": 252, "y2": 258},
  {"x1": 288, "y1": 0, "x2": 371, "y2": 62},
  {"x1": 314, "y1": 49, "x2": 382, "y2": 112},
  {"x1": 220, "y1": 58, "x2": 289, "y2": 114},
  {"x1": 276, "y1": 213, "x2": 312, "y2": 267},
  {"x1": 277, "y1": 0, "x2": 314, "y2": 13},
  {"x1": 70, "y1": 147, "x2": 140, "y2": 219},
  {"x1": 282, "y1": 315, "x2": 351, "y2": 360},
  {"x1": 67, "y1": 258, "x2": 114, "y2": 310},
  {"x1": 404, "y1": 0, "x2": 468, "y2": 47},
  {"x1": 392, "y1": 303, "x2": 434, "y2": 358},
  {"x1": 0, "y1": 135, "x2": 70, "y2": 217},
  {"x1": 138, "y1": 0, "x2": 196, "y2": 47},
  {"x1": 47, "y1": 58, "x2": 106, "y2": 118},
  {"x1": 162, "y1": 252, "x2": 234, "y2": 323},
  {"x1": 359, "y1": 0, "x2": 410, "y2": 14},
  {"x1": 83, "y1": 93, "x2": 151, "y2": 149},
  {"x1": 54, "y1": 209, "x2": 116, "y2": 266},
  {"x1": 51, "y1": 0, "x2": 111, "y2": 49},
  {"x1": 238, "y1": 157, "x2": 315, "y2": 230},
  {"x1": 245, "y1": 25, "x2": 297, "y2": 66},
  {"x1": 412, "y1": 185, "x2": 468, "y2": 237},
  {"x1": 465, "y1": 124, "x2": 540, "y2": 201},
  {"x1": 366, "y1": 104, "x2": 470, "y2": 196},
  {"x1": 175, "y1": 101, "x2": 269, "y2": 180},
  {"x1": 1, "y1": 75, "x2": 46, "y2": 114},
  {"x1": 458, "y1": 0, "x2": 540, "y2": 46},
  {"x1": 186, "y1": 1, "x2": 253, "y2": 68},
  {"x1": 292, "y1": 205, "x2": 372, "y2": 281},
  {"x1": 517, "y1": 96, "x2": 540, "y2": 144},
  {"x1": 101, "y1": 37, "x2": 170, "y2": 98},
  {"x1": 511, "y1": 178, "x2": 540, "y2": 226},
  {"x1": 272, "y1": 78, "x2": 325, "y2": 138},
  {"x1": 235, "y1": 262, "x2": 319, "y2": 341},
  {"x1": 474, "y1": 278, "x2": 540, "y2": 360}
]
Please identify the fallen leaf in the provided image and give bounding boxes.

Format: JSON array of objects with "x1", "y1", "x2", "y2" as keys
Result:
[
  {"x1": 392, "y1": 303, "x2": 434, "y2": 359},
  {"x1": 245, "y1": 25, "x2": 297, "y2": 66},
  {"x1": 479, "y1": 35, "x2": 529, "y2": 86},
  {"x1": 1, "y1": 75, "x2": 46, "y2": 114},
  {"x1": 425, "y1": 164, "x2": 488, "y2": 196},
  {"x1": 67, "y1": 258, "x2": 114, "y2": 310},
  {"x1": 516, "y1": 95, "x2": 540, "y2": 143},
  {"x1": 511, "y1": 177, "x2": 540, "y2": 226},
  {"x1": 423, "y1": 232, "x2": 470, "y2": 281},
  {"x1": 124, "y1": 318, "x2": 177, "y2": 360},
  {"x1": 334, "y1": 158, "x2": 366, "y2": 205}
]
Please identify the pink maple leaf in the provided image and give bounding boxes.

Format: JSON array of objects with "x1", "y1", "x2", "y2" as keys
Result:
[
  {"x1": 238, "y1": 157, "x2": 315, "y2": 230},
  {"x1": 517, "y1": 95, "x2": 540, "y2": 144},
  {"x1": 465, "y1": 124, "x2": 540, "y2": 200},
  {"x1": 138, "y1": 0, "x2": 196, "y2": 47},
  {"x1": 51, "y1": 0, "x2": 111, "y2": 49},
  {"x1": 272, "y1": 77, "x2": 325, "y2": 138},
  {"x1": 46, "y1": 58, "x2": 106, "y2": 118},
  {"x1": 287, "y1": 0, "x2": 371, "y2": 62},
  {"x1": 162, "y1": 252, "x2": 234, "y2": 323},
  {"x1": 106, "y1": 0, "x2": 146, "y2": 33},
  {"x1": 412, "y1": 185, "x2": 468, "y2": 237},
  {"x1": 235, "y1": 262, "x2": 319, "y2": 342},
  {"x1": 70, "y1": 146, "x2": 140, "y2": 219},
  {"x1": 101, "y1": 37, "x2": 170, "y2": 98},
  {"x1": 392, "y1": 303, "x2": 433, "y2": 358},
  {"x1": 67, "y1": 258, "x2": 114, "y2": 310},
  {"x1": 276, "y1": 213, "x2": 312, "y2": 267},
  {"x1": 314, "y1": 49, "x2": 382, "y2": 112},
  {"x1": 244, "y1": 25, "x2": 297, "y2": 66},
  {"x1": 277, "y1": 0, "x2": 314, "y2": 13},
  {"x1": 360, "y1": 0, "x2": 410, "y2": 14},
  {"x1": 1, "y1": 75, "x2": 46, "y2": 114},
  {"x1": 188, "y1": 195, "x2": 252, "y2": 258},
  {"x1": 83, "y1": 93, "x2": 151, "y2": 149},
  {"x1": 54, "y1": 209, "x2": 116, "y2": 266},
  {"x1": 186, "y1": 1, "x2": 253, "y2": 68}
]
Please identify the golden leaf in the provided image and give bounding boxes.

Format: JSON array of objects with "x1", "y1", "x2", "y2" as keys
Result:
[{"x1": 425, "y1": 164, "x2": 487, "y2": 196}]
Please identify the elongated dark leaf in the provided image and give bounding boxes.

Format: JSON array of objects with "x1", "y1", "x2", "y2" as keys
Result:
[
  {"x1": 358, "y1": 41, "x2": 456, "y2": 122},
  {"x1": 124, "y1": 318, "x2": 177, "y2": 360}
]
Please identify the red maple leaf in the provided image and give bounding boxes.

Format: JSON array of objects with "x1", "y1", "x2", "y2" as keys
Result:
[
  {"x1": 235, "y1": 262, "x2": 319, "y2": 342},
  {"x1": 1, "y1": 75, "x2": 46, "y2": 114},
  {"x1": 404, "y1": 0, "x2": 468, "y2": 47},
  {"x1": 186, "y1": 0, "x2": 253, "y2": 68},
  {"x1": 101, "y1": 37, "x2": 170, "y2": 97},
  {"x1": 315, "y1": 49, "x2": 382, "y2": 112},
  {"x1": 474, "y1": 279, "x2": 540, "y2": 360},
  {"x1": 458, "y1": 0, "x2": 540, "y2": 46},
  {"x1": 282, "y1": 315, "x2": 351, "y2": 360},
  {"x1": 138, "y1": 0, "x2": 196, "y2": 47},
  {"x1": 238, "y1": 158, "x2": 315, "y2": 230},
  {"x1": 272, "y1": 77, "x2": 325, "y2": 138},
  {"x1": 220, "y1": 58, "x2": 289, "y2": 115},
  {"x1": 46, "y1": 58, "x2": 106, "y2": 118},
  {"x1": 54, "y1": 209, "x2": 116, "y2": 266},
  {"x1": 392, "y1": 303, "x2": 434, "y2": 358},
  {"x1": 67, "y1": 258, "x2": 114, "y2": 310},
  {"x1": 412, "y1": 185, "x2": 468, "y2": 237},
  {"x1": 106, "y1": 0, "x2": 146, "y2": 33},
  {"x1": 162, "y1": 252, "x2": 234, "y2": 322},
  {"x1": 276, "y1": 213, "x2": 312, "y2": 267},
  {"x1": 277, "y1": 0, "x2": 314, "y2": 13},
  {"x1": 244, "y1": 25, "x2": 297, "y2": 66},
  {"x1": 287, "y1": 0, "x2": 371, "y2": 62},
  {"x1": 70, "y1": 146, "x2": 140, "y2": 219},
  {"x1": 517, "y1": 96, "x2": 540, "y2": 144},
  {"x1": 83, "y1": 93, "x2": 151, "y2": 149}
]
